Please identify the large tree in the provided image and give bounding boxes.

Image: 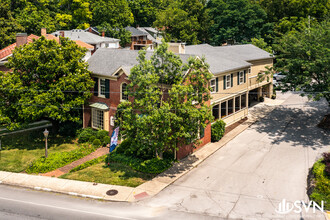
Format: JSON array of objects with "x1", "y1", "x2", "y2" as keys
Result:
[
  {"x1": 92, "y1": 0, "x2": 134, "y2": 27},
  {"x1": 259, "y1": 0, "x2": 329, "y2": 23},
  {"x1": 207, "y1": 0, "x2": 268, "y2": 45},
  {"x1": 115, "y1": 42, "x2": 213, "y2": 159},
  {"x1": 96, "y1": 22, "x2": 131, "y2": 47},
  {"x1": 0, "y1": 0, "x2": 24, "y2": 49},
  {"x1": 154, "y1": 5, "x2": 200, "y2": 44},
  {"x1": 15, "y1": 2, "x2": 56, "y2": 35},
  {"x1": 274, "y1": 19, "x2": 330, "y2": 104},
  {"x1": 0, "y1": 37, "x2": 94, "y2": 130}
]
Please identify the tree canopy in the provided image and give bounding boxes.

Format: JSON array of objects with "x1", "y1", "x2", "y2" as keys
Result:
[
  {"x1": 115, "y1": 42, "x2": 213, "y2": 159},
  {"x1": 274, "y1": 19, "x2": 330, "y2": 104},
  {"x1": 0, "y1": 37, "x2": 94, "y2": 130},
  {"x1": 207, "y1": 0, "x2": 268, "y2": 45},
  {"x1": 0, "y1": 0, "x2": 329, "y2": 48}
]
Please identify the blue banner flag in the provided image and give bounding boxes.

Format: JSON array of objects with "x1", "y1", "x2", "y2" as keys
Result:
[{"x1": 109, "y1": 127, "x2": 119, "y2": 153}]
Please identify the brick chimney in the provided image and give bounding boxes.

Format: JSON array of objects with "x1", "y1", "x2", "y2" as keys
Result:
[
  {"x1": 41, "y1": 28, "x2": 47, "y2": 36},
  {"x1": 16, "y1": 33, "x2": 28, "y2": 47},
  {"x1": 88, "y1": 27, "x2": 92, "y2": 32},
  {"x1": 59, "y1": 31, "x2": 65, "y2": 37},
  {"x1": 102, "y1": 31, "x2": 105, "y2": 37}
]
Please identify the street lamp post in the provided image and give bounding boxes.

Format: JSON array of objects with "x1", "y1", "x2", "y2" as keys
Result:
[{"x1": 43, "y1": 129, "x2": 49, "y2": 158}]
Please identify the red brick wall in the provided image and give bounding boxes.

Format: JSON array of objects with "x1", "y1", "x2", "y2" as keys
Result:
[
  {"x1": 84, "y1": 69, "x2": 212, "y2": 160},
  {"x1": 83, "y1": 72, "x2": 130, "y2": 135}
]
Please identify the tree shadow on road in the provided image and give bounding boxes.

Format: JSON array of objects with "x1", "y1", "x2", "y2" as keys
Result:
[
  {"x1": 254, "y1": 101, "x2": 330, "y2": 150},
  {"x1": 157, "y1": 155, "x2": 198, "y2": 179}
]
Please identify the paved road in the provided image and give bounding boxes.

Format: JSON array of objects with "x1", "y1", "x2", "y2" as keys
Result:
[
  {"x1": 0, "y1": 92, "x2": 329, "y2": 220},
  {"x1": 141, "y1": 92, "x2": 330, "y2": 219},
  {"x1": 0, "y1": 184, "x2": 220, "y2": 220}
]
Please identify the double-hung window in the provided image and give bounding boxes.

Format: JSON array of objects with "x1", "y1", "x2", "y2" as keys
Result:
[
  {"x1": 226, "y1": 74, "x2": 231, "y2": 89},
  {"x1": 210, "y1": 79, "x2": 216, "y2": 93},
  {"x1": 121, "y1": 83, "x2": 128, "y2": 101},
  {"x1": 99, "y1": 79, "x2": 106, "y2": 97},
  {"x1": 92, "y1": 108, "x2": 104, "y2": 129},
  {"x1": 239, "y1": 71, "x2": 244, "y2": 84}
]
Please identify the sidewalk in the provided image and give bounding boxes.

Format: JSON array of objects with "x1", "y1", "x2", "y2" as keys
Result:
[{"x1": 0, "y1": 98, "x2": 284, "y2": 202}]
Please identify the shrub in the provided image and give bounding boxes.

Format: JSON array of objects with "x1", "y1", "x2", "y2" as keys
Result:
[
  {"x1": 309, "y1": 159, "x2": 330, "y2": 210},
  {"x1": 259, "y1": 96, "x2": 264, "y2": 102},
  {"x1": 103, "y1": 136, "x2": 110, "y2": 146},
  {"x1": 26, "y1": 144, "x2": 97, "y2": 174},
  {"x1": 271, "y1": 94, "x2": 276, "y2": 99},
  {"x1": 322, "y1": 152, "x2": 330, "y2": 176},
  {"x1": 115, "y1": 139, "x2": 131, "y2": 154},
  {"x1": 58, "y1": 121, "x2": 82, "y2": 137},
  {"x1": 77, "y1": 128, "x2": 97, "y2": 143},
  {"x1": 88, "y1": 135, "x2": 96, "y2": 143},
  {"x1": 211, "y1": 120, "x2": 226, "y2": 142},
  {"x1": 92, "y1": 139, "x2": 102, "y2": 147},
  {"x1": 96, "y1": 130, "x2": 109, "y2": 140}
]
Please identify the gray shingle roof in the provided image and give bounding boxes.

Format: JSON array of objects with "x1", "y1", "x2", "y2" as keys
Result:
[
  {"x1": 87, "y1": 48, "x2": 193, "y2": 77},
  {"x1": 137, "y1": 27, "x2": 156, "y2": 42},
  {"x1": 215, "y1": 44, "x2": 273, "y2": 61},
  {"x1": 51, "y1": 29, "x2": 120, "y2": 44},
  {"x1": 185, "y1": 44, "x2": 251, "y2": 74},
  {"x1": 125, "y1": 27, "x2": 147, "y2": 37}
]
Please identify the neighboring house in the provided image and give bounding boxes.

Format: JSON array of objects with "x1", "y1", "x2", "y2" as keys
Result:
[
  {"x1": 185, "y1": 44, "x2": 273, "y2": 126},
  {"x1": 0, "y1": 29, "x2": 94, "y2": 71},
  {"x1": 137, "y1": 27, "x2": 163, "y2": 44},
  {"x1": 124, "y1": 26, "x2": 154, "y2": 50},
  {"x1": 0, "y1": 33, "x2": 39, "y2": 72},
  {"x1": 83, "y1": 48, "x2": 211, "y2": 159},
  {"x1": 51, "y1": 29, "x2": 120, "y2": 54}
]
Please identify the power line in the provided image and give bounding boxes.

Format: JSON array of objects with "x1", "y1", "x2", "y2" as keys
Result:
[{"x1": 0, "y1": 87, "x2": 328, "y2": 95}]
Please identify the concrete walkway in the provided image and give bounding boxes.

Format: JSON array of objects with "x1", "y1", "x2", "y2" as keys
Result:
[{"x1": 0, "y1": 95, "x2": 286, "y2": 202}]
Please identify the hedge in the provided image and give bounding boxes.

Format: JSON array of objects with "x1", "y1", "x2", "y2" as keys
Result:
[
  {"x1": 211, "y1": 120, "x2": 226, "y2": 142},
  {"x1": 309, "y1": 158, "x2": 330, "y2": 210}
]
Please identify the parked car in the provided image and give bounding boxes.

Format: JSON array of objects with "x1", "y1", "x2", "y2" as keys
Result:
[{"x1": 273, "y1": 72, "x2": 286, "y2": 81}]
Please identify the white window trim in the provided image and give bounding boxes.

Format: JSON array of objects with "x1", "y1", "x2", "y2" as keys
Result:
[
  {"x1": 239, "y1": 71, "x2": 244, "y2": 84},
  {"x1": 120, "y1": 82, "x2": 128, "y2": 102},
  {"x1": 91, "y1": 108, "x2": 104, "y2": 130},
  {"x1": 99, "y1": 78, "x2": 106, "y2": 98},
  {"x1": 226, "y1": 74, "x2": 231, "y2": 89},
  {"x1": 210, "y1": 79, "x2": 216, "y2": 93}
]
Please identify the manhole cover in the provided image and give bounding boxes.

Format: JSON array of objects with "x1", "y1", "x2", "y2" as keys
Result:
[{"x1": 106, "y1": 189, "x2": 118, "y2": 196}]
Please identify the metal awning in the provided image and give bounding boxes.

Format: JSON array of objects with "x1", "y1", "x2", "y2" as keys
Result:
[{"x1": 89, "y1": 102, "x2": 109, "y2": 110}]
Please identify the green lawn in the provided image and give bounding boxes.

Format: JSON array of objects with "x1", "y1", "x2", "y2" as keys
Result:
[
  {"x1": 60, "y1": 162, "x2": 155, "y2": 187},
  {"x1": 0, "y1": 128, "x2": 77, "y2": 172}
]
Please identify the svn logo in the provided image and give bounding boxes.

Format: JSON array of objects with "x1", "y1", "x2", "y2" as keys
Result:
[{"x1": 275, "y1": 199, "x2": 324, "y2": 214}]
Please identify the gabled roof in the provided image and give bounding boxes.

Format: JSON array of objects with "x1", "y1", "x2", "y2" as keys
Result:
[
  {"x1": 185, "y1": 44, "x2": 252, "y2": 74},
  {"x1": 87, "y1": 48, "x2": 192, "y2": 77},
  {"x1": 215, "y1": 44, "x2": 273, "y2": 61},
  {"x1": 0, "y1": 33, "x2": 94, "y2": 61},
  {"x1": 137, "y1": 27, "x2": 157, "y2": 42},
  {"x1": 0, "y1": 34, "x2": 39, "y2": 61},
  {"x1": 125, "y1": 27, "x2": 148, "y2": 37},
  {"x1": 51, "y1": 29, "x2": 120, "y2": 44}
]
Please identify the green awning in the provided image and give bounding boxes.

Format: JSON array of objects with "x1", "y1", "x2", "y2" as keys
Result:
[{"x1": 89, "y1": 102, "x2": 109, "y2": 110}]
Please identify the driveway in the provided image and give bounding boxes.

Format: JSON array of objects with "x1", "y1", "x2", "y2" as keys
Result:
[{"x1": 141, "y1": 92, "x2": 330, "y2": 219}]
